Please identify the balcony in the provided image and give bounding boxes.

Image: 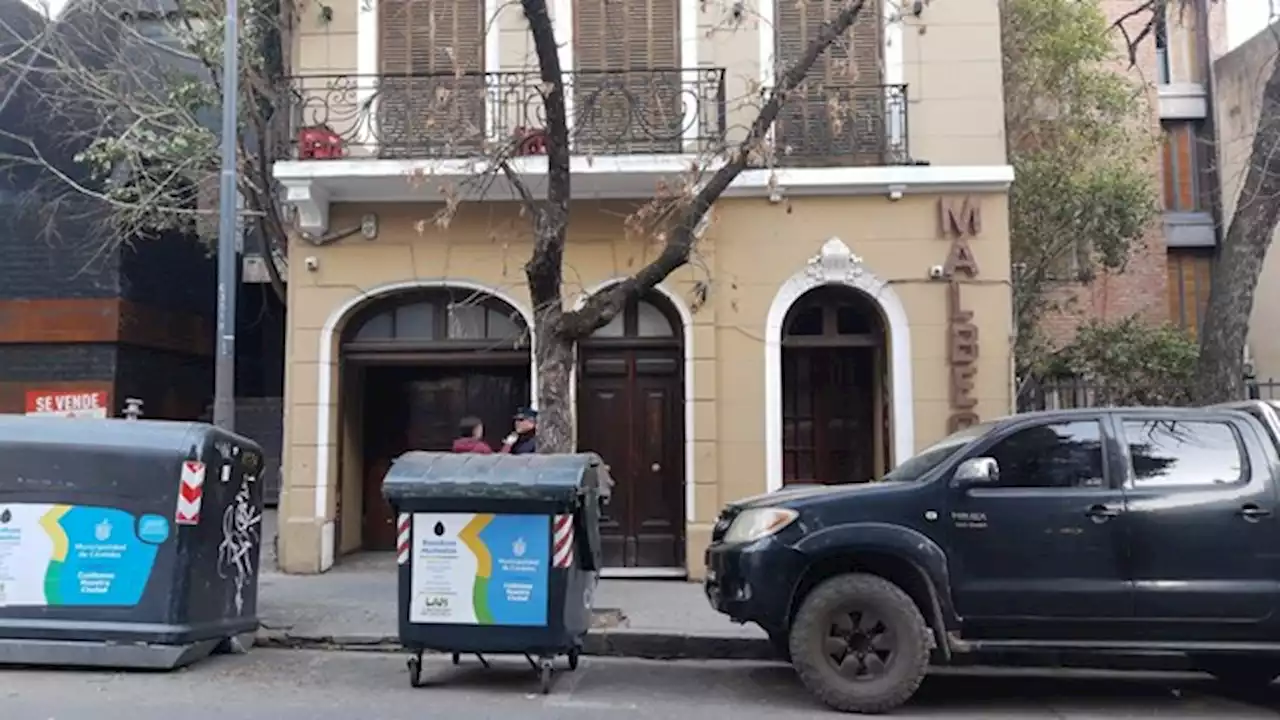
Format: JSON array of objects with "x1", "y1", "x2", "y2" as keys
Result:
[
  {"x1": 276, "y1": 72, "x2": 935, "y2": 235},
  {"x1": 288, "y1": 69, "x2": 727, "y2": 160},
  {"x1": 771, "y1": 83, "x2": 910, "y2": 167},
  {"x1": 287, "y1": 71, "x2": 910, "y2": 167}
]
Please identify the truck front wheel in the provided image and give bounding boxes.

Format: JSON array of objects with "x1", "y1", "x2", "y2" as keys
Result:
[{"x1": 789, "y1": 573, "x2": 931, "y2": 714}]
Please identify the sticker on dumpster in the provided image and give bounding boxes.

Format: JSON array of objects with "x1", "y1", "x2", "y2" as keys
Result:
[
  {"x1": 408, "y1": 513, "x2": 549, "y2": 626},
  {"x1": 0, "y1": 504, "x2": 160, "y2": 607}
]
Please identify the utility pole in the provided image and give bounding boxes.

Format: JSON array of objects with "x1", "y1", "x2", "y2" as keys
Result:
[{"x1": 213, "y1": 0, "x2": 241, "y2": 431}]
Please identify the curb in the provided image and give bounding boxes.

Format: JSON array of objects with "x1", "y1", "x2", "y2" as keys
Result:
[
  {"x1": 254, "y1": 628, "x2": 1197, "y2": 673},
  {"x1": 253, "y1": 627, "x2": 774, "y2": 661}
]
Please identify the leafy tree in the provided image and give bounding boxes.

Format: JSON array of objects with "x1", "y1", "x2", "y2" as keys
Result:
[
  {"x1": 1002, "y1": 0, "x2": 1158, "y2": 379},
  {"x1": 1042, "y1": 316, "x2": 1200, "y2": 405}
]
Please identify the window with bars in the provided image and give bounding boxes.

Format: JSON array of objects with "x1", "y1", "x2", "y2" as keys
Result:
[
  {"x1": 774, "y1": 0, "x2": 884, "y2": 165},
  {"x1": 378, "y1": 0, "x2": 487, "y2": 156},
  {"x1": 573, "y1": 0, "x2": 683, "y2": 154},
  {"x1": 1167, "y1": 247, "x2": 1213, "y2": 339}
]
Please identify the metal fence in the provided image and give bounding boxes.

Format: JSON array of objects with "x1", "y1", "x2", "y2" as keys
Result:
[{"x1": 1016, "y1": 378, "x2": 1280, "y2": 413}]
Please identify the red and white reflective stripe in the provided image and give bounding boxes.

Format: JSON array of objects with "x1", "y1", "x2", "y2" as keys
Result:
[
  {"x1": 553, "y1": 514, "x2": 574, "y2": 569},
  {"x1": 175, "y1": 460, "x2": 206, "y2": 526},
  {"x1": 396, "y1": 513, "x2": 411, "y2": 565}
]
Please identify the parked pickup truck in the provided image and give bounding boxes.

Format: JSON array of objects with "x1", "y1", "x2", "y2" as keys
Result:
[{"x1": 705, "y1": 404, "x2": 1280, "y2": 714}]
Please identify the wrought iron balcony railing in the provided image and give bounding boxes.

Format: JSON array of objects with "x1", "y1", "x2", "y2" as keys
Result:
[
  {"x1": 286, "y1": 74, "x2": 911, "y2": 168},
  {"x1": 770, "y1": 83, "x2": 910, "y2": 167},
  {"x1": 288, "y1": 69, "x2": 727, "y2": 160}
]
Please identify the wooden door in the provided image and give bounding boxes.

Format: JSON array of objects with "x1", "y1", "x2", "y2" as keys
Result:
[
  {"x1": 781, "y1": 347, "x2": 877, "y2": 485},
  {"x1": 577, "y1": 349, "x2": 684, "y2": 568},
  {"x1": 361, "y1": 366, "x2": 530, "y2": 550}
]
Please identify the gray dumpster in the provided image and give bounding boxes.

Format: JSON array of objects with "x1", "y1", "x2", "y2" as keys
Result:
[
  {"x1": 383, "y1": 451, "x2": 611, "y2": 693},
  {"x1": 0, "y1": 416, "x2": 265, "y2": 670}
]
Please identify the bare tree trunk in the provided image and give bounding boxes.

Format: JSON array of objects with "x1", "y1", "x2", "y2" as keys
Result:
[
  {"x1": 533, "y1": 311, "x2": 575, "y2": 453},
  {"x1": 1194, "y1": 59, "x2": 1280, "y2": 402}
]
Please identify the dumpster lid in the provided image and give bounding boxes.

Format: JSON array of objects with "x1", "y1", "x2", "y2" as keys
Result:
[{"x1": 382, "y1": 452, "x2": 606, "y2": 502}]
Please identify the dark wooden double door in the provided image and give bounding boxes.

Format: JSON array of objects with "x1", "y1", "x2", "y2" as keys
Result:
[
  {"x1": 362, "y1": 365, "x2": 529, "y2": 550},
  {"x1": 577, "y1": 347, "x2": 684, "y2": 569},
  {"x1": 781, "y1": 346, "x2": 884, "y2": 485}
]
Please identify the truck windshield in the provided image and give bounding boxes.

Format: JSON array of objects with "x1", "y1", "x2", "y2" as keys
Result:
[{"x1": 881, "y1": 422, "x2": 997, "y2": 482}]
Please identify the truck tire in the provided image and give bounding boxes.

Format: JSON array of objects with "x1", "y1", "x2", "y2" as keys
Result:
[
  {"x1": 789, "y1": 573, "x2": 931, "y2": 714},
  {"x1": 1193, "y1": 655, "x2": 1280, "y2": 690}
]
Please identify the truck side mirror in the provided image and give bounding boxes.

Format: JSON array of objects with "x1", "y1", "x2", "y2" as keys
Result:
[{"x1": 952, "y1": 457, "x2": 1000, "y2": 488}]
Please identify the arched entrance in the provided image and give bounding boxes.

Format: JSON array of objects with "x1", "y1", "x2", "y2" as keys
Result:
[
  {"x1": 339, "y1": 288, "x2": 531, "y2": 551},
  {"x1": 781, "y1": 286, "x2": 889, "y2": 484},
  {"x1": 575, "y1": 292, "x2": 686, "y2": 571}
]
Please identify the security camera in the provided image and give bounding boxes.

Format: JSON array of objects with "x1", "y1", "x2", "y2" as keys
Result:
[
  {"x1": 928, "y1": 265, "x2": 945, "y2": 280},
  {"x1": 305, "y1": 256, "x2": 320, "y2": 271}
]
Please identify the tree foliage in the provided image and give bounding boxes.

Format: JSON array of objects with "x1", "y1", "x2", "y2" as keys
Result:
[
  {"x1": 1002, "y1": 0, "x2": 1158, "y2": 377},
  {"x1": 1038, "y1": 316, "x2": 1200, "y2": 405}
]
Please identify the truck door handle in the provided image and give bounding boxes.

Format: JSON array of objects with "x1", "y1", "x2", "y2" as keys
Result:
[
  {"x1": 1238, "y1": 504, "x2": 1273, "y2": 522},
  {"x1": 1085, "y1": 504, "x2": 1120, "y2": 522}
]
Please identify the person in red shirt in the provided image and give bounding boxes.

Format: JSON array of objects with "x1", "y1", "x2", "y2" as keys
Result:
[{"x1": 451, "y1": 416, "x2": 493, "y2": 454}]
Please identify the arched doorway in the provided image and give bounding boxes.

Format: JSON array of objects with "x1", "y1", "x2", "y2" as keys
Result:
[
  {"x1": 781, "y1": 285, "x2": 889, "y2": 485},
  {"x1": 576, "y1": 292, "x2": 686, "y2": 571},
  {"x1": 341, "y1": 288, "x2": 530, "y2": 550}
]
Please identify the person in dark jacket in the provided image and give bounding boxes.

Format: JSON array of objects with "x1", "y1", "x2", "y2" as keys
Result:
[
  {"x1": 451, "y1": 416, "x2": 493, "y2": 454},
  {"x1": 501, "y1": 407, "x2": 537, "y2": 454}
]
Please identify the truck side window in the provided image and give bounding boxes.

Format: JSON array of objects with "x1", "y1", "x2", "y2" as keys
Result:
[
  {"x1": 1122, "y1": 420, "x2": 1244, "y2": 488},
  {"x1": 982, "y1": 421, "x2": 1106, "y2": 489}
]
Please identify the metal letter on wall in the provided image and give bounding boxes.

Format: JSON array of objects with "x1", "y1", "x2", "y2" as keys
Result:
[{"x1": 941, "y1": 197, "x2": 982, "y2": 433}]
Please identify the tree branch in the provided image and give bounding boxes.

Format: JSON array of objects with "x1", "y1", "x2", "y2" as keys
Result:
[
  {"x1": 559, "y1": 0, "x2": 869, "y2": 338},
  {"x1": 499, "y1": 158, "x2": 538, "y2": 216}
]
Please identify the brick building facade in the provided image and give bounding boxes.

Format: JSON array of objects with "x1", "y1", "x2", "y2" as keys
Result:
[{"x1": 1038, "y1": 0, "x2": 1228, "y2": 347}]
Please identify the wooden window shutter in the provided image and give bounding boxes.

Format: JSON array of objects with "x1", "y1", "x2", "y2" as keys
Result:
[
  {"x1": 378, "y1": 0, "x2": 486, "y2": 156},
  {"x1": 574, "y1": 0, "x2": 681, "y2": 153},
  {"x1": 774, "y1": 0, "x2": 884, "y2": 165},
  {"x1": 575, "y1": 0, "x2": 678, "y2": 71}
]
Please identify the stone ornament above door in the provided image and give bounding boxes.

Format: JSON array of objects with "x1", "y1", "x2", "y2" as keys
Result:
[{"x1": 805, "y1": 237, "x2": 866, "y2": 285}]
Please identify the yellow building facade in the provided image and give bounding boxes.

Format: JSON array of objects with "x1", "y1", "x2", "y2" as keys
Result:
[{"x1": 273, "y1": 0, "x2": 1016, "y2": 576}]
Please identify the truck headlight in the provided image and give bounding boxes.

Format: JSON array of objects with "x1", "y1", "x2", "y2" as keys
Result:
[{"x1": 723, "y1": 508, "x2": 798, "y2": 544}]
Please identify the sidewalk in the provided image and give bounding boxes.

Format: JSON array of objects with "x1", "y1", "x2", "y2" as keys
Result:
[{"x1": 255, "y1": 517, "x2": 770, "y2": 661}]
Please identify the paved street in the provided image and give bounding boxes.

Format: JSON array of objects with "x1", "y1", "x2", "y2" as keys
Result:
[{"x1": 4, "y1": 649, "x2": 1280, "y2": 719}]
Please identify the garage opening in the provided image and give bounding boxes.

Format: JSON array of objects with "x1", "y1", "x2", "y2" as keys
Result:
[
  {"x1": 337, "y1": 288, "x2": 531, "y2": 553},
  {"x1": 781, "y1": 285, "x2": 889, "y2": 485}
]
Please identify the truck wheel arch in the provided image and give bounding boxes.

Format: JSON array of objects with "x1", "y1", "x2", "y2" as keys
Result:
[{"x1": 785, "y1": 550, "x2": 954, "y2": 662}]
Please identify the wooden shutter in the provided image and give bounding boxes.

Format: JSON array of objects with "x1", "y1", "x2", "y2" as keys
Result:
[
  {"x1": 774, "y1": 0, "x2": 884, "y2": 165},
  {"x1": 378, "y1": 0, "x2": 486, "y2": 156},
  {"x1": 574, "y1": 0, "x2": 681, "y2": 153}
]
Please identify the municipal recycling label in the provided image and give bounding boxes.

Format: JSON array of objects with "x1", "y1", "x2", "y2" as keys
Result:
[{"x1": 0, "y1": 503, "x2": 164, "y2": 607}]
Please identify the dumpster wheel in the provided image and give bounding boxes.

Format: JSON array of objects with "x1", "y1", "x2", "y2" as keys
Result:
[
  {"x1": 567, "y1": 648, "x2": 580, "y2": 671},
  {"x1": 538, "y1": 655, "x2": 555, "y2": 694},
  {"x1": 407, "y1": 653, "x2": 424, "y2": 688}
]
